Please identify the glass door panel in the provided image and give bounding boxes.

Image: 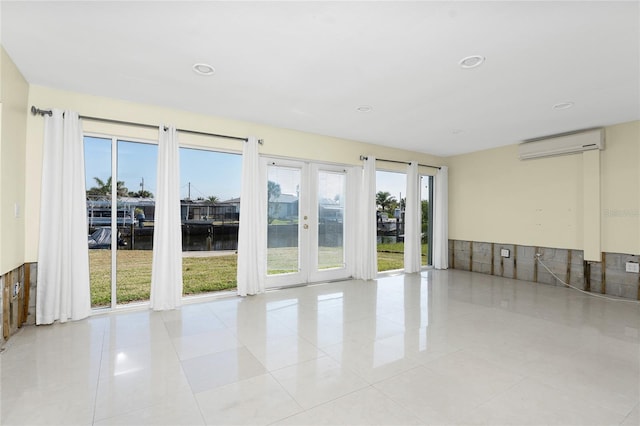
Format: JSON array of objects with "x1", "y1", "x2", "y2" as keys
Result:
[
  {"x1": 179, "y1": 148, "x2": 241, "y2": 295},
  {"x1": 115, "y1": 140, "x2": 157, "y2": 305},
  {"x1": 85, "y1": 136, "x2": 113, "y2": 308},
  {"x1": 421, "y1": 175, "x2": 434, "y2": 266},
  {"x1": 316, "y1": 170, "x2": 345, "y2": 271},
  {"x1": 376, "y1": 170, "x2": 406, "y2": 272},
  {"x1": 267, "y1": 164, "x2": 302, "y2": 276},
  {"x1": 307, "y1": 164, "x2": 349, "y2": 283}
]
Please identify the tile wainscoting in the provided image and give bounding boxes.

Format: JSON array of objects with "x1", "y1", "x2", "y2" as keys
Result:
[{"x1": 449, "y1": 240, "x2": 640, "y2": 300}]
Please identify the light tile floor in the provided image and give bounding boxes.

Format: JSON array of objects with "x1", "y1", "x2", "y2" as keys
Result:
[{"x1": 1, "y1": 270, "x2": 639, "y2": 425}]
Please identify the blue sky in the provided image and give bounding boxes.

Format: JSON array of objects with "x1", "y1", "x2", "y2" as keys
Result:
[
  {"x1": 84, "y1": 136, "x2": 242, "y2": 201},
  {"x1": 377, "y1": 170, "x2": 431, "y2": 202},
  {"x1": 377, "y1": 170, "x2": 406, "y2": 202},
  {"x1": 84, "y1": 136, "x2": 428, "y2": 202},
  {"x1": 179, "y1": 147, "x2": 242, "y2": 200}
]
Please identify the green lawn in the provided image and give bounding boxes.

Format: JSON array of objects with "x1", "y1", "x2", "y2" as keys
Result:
[
  {"x1": 267, "y1": 246, "x2": 345, "y2": 275},
  {"x1": 376, "y1": 242, "x2": 429, "y2": 272},
  {"x1": 377, "y1": 251, "x2": 404, "y2": 271},
  {"x1": 89, "y1": 250, "x2": 238, "y2": 307},
  {"x1": 88, "y1": 242, "x2": 428, "y2": 307},
  {"x1": 267, "y1": 247, "x2": 298, "y2": 275}
]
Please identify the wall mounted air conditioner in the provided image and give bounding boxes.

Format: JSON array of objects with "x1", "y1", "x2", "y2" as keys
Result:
[{"x1": 518, "y1": 128, "x2": 605, "y2": 160}]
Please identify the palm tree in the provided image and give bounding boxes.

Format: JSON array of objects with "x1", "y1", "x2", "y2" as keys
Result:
[
  {"x1": 130, "y1": 189, "x2": 153, "y2": 198},
  {"x1": 207, "y1": 195, "x2": 220, "y2": 203},
  {"x1": 376, "y1": 191, "x2": 397, "y2": 215},
  {"x1": 267, "y1": 180, "x2": 281, "y2": 202},
  {"x1": 87, "y1": 177, "x2": 129, "y2": 197},
  {"x1": 267, "y1": 180, "x2": 282, "y2": 224}
]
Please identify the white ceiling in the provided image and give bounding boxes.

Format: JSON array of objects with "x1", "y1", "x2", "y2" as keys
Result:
[{"x1": 2, "y1": 1, "x2": 639, "y2": 156}]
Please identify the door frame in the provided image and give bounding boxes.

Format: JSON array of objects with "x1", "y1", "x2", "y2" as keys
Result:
[{"x1": 263, "y1": 157, "x2": 357, "y2": 288}]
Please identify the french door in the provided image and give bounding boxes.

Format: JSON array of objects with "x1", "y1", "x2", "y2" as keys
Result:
[{"x1": 264, "y1": 158, "x2": 355, "y2": 287}]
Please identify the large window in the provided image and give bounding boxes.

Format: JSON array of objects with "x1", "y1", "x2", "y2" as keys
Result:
[
  {"x1": 376, "y1": 170, "x2": 406, "y2": 272},
  {"x1": 85, "y1": 136, "x2": 158, "y2": 308},
  {"x1": 85, "y1": 135, "x2": 242, "y2": 309},
  {"x1": 179, "y1": 148, "x2": 241, "y2": 295},
  {"x1": 374, "y1": 170, "x2": 433, "y2": 271}
]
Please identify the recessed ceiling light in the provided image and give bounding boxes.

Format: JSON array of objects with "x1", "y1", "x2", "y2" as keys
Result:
[
  {"x1": 356, "y1": 105, "x2": 373, "y2": 113},
  {"x1": 459, "y1": 55, "x2": 485, "y2": 69},
  {"x1": 552, "y1": 102, "x2": 574, "y2": 110},
  {"x1": 192, "y1": 63, "x2": 215, "y2": 76}
]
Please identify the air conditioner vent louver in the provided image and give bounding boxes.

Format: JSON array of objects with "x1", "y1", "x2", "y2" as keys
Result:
[{"x1": 518, "y1": 129, "x2": 604, "y2": 160}]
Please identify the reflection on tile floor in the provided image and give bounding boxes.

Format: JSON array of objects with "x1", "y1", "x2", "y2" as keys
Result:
[{"x1": 1, "y1": 270, "x2": 639, "y2": 425}]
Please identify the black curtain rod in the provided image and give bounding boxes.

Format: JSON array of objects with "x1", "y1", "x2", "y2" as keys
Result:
[
  {"x1": 30, "y1": 106, "x2": 254, "y2": 143},
  {"x1": 359, "y1": 155, "x2": 441, "y2": 170}
]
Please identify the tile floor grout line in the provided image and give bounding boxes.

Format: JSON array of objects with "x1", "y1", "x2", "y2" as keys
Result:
[
  {"x1": 263, "y1": 370, "x2": 306, "y2": 425},
  {"x1": 91, "y1": 322, "x2": 108, "y2": 425},
  {"x1": 620, "y1": 402, "x2": 639, "y2": 425},
  {"x1": 161, "y1": 310, "x2": 204, "y2": 400}
]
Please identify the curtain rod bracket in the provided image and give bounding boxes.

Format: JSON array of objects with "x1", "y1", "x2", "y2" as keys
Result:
[{"x1": 31, "y1": 106, "x2": 52, "y2": 117}]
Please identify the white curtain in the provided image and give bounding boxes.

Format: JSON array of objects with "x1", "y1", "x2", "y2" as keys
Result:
[
  {"x1": 36, "y1": 110, "x2": 91, "y2": 324},
  {"x1": 236, "y1": 137, "x2": 266, "y2": 296},
  {"x1": 404, "y1": 162, "x2": 421, "y2": 273},
  {"x1": 433, "y1": 166, "x2": 449, "y2": 269},
  {"x1": 354, "y1": 156, "x2": 377, "y2": 280},
  {"x1": 150, "y1": 125, "x2": 183, "y2": 310}
]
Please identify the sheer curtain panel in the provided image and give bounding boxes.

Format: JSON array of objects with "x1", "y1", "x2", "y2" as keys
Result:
[
  {"x1": 150, "y1": 125, "x2": 183, "y2": 310},
  {"x1": 404, "y1": 162, "x2": 421, "y2": 273},
  {"x1": 236, "y1": 137, "x2": 266, "y2": 296},
  {"x1": 433, "y1": 166, "x2": 449, "y2": 269},
  {"x1": 354, "y1": 156, "x2": 377, "y2": 280},
  {"x1": 36, "y1": 110, "x2": 91, "y2": 324}
]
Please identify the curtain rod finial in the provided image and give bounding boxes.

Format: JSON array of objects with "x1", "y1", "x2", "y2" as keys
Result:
[
  {"x1": 30, "y1": 106, "x2": 52, "y2": 117},
  {"x1": 360, "y1": 155, "x2": 368, "y2": 161}
]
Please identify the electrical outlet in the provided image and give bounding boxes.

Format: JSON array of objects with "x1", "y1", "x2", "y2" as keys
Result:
[
  {"x1": 500, "y1": 249, "x2": 510, "y2": 258},
  {"x1": 625, "y1": 262, "x2": 639, "y2": 273},
  {"x1": 14, "y1": 282, "x2": 20, "y2": 296}
]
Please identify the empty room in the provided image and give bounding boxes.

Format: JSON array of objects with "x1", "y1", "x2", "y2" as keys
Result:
[{"x1": 1, "y1": 1, "x2": 639, "y2": 425}]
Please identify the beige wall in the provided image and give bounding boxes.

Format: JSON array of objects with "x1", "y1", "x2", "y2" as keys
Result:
[
  {"x1": 447, "y1": 121, "x2": 640, "y2": 255},
  {"x1": 600, "y1": 121, "x2": 640, "y2": 254},
  {"x1": 0, "y1": 47, "x2": 29, "y2": 275},
  {"x1": 24, "y1": 85, "x2": 443, "y2": 262}
]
